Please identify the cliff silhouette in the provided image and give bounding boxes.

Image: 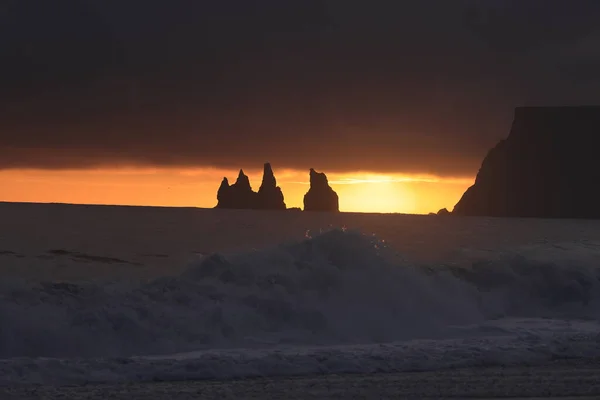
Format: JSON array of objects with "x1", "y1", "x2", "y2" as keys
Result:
[{"x1": 453, "y1": 106, "x2": 600, "y2": 218}]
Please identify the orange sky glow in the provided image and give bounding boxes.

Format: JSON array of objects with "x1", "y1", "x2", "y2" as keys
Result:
[{"x1": 0, "y1": 168, "x2": 473, "y2": 214}]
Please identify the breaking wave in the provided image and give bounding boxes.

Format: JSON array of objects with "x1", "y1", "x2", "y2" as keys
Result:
[{"x1": 2, "y1": 228, "x2": 600, "y2": 384}]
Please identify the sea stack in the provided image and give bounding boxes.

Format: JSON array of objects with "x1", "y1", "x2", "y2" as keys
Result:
[
  {"x1": 216, "y1": 177, "x2": 232, "y2": 208},
  {"x1": 453, "y1": 106, "x2": 600, "y2": 218},
  {"x1": 303, "y1": 168, "x2": 339, "y2": 212},
  {"x1": 215, "y1": 169, "x2": 257, "y2": 209},
  {"x1": 256, "y1": 163, "x2": 286, "y2": 210},
  {"x1": 215, "y1": 163, "x2": 287, "y2": 210}
]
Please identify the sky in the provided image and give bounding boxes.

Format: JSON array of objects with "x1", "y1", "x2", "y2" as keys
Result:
[{"x1": 2, "y1": 0, "x2": 600, "y2": 213}]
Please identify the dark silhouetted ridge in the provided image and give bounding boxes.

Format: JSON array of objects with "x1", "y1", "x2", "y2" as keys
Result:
[{"x1": 453, "y1": 106, "x2": 600, "y2": 218}]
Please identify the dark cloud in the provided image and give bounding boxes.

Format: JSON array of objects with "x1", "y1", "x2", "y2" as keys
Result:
[{"x1": 2, "y1": 0, "x2": 600, "y2": 176}]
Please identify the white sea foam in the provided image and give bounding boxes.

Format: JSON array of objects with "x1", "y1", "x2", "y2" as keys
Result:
[{"x1": 1, "y1": 228, "x2": 600, "y2": 385}]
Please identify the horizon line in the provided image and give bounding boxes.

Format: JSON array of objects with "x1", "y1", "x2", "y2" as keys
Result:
[{"x1": 0, "y1": 200, "x2": 431, "y2": 215}]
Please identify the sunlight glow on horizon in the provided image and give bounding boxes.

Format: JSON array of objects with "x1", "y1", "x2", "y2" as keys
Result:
[
  {"x1": 0, "y1": 167, "x2": 473, "y2": 214},
  {"x1": 293, "y1": 173, "x2": 473, "y2": 186}
]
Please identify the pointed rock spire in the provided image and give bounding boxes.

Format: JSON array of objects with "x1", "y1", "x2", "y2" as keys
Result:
[
  {"x1": 219, "y1": 176, "x2": 229, "y2": 189},
  {"x1": 215, "y1": 177, "x2": 231, "y2": 208},
  {"x1": 257, "y1": 162, "x2": 286, "y2": 210},
  {"x1": 259, "y1": 162, "x2": 277, "y2": 191},
  {"x1": 234, "y1": 169, "x2": 251, "y2": 190}
]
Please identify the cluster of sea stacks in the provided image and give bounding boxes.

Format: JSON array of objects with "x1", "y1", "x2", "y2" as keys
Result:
[{"x1": 215, "y1": 163, "x2": 339, "y2": 212}]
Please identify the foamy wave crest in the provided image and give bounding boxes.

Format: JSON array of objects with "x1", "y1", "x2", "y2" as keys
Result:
[
  {"x1": 2, "y1": 330, "x2": 600, "y2": 385},
  {"x1": 446, "y1": 241, "x2": 600, "y2": 319},
  {"x1": 1, "y1": 229, "x2": 600, "y2": 368}
]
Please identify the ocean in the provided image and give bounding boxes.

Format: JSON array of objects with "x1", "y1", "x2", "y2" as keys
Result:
[{"x1": 1, "y1": 202, "x2": 600, "y2": 398}]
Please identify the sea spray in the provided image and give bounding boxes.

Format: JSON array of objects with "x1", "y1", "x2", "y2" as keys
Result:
[{"x1": 1, "y1": 229, "x2": 599, "y2": 363}]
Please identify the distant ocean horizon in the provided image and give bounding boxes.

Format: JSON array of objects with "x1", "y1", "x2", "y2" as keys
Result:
[{"x1": 0, "y1": 200, "x2": 427, "y2": 215}]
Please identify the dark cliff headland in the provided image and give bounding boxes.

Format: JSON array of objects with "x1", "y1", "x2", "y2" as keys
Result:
[
  {"x1": 215, "y1": 163, "x2": 339, "y2": 212},
  {"x1": 453, "y1": 106, "x2": 600, "y2": 218}
]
